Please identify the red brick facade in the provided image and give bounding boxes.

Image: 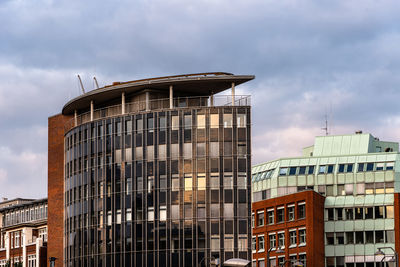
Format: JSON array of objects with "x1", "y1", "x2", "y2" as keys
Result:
[
  {"x1": 48, "y1": 114, "x2": 71, "y2": 267},
  {"x1": 252, "y1": 190, "x2": 325, "y2": 267}
]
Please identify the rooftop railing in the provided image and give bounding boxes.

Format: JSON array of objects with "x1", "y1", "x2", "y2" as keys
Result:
[{"x1": 65, "y1": 95, "x2": 250, "y2": 132}]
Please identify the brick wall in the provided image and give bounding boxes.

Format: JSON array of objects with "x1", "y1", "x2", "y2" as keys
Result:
[{"x1": 48, "y1": 114, "x2": 71, "y2": 267}]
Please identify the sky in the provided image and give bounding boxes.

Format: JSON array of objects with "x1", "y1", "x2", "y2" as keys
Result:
[{"x1": 1, "y1": 0, "x2": 400, "y2": 198}]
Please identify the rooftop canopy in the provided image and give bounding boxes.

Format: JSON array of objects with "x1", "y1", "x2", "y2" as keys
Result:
[{"x1": 62, "y1": 72, "x2": 254, "y2": 115}]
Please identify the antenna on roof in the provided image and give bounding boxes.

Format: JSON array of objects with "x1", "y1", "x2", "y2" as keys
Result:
[
  {"x1": 322, "y1": 113, "x2": 329, "y2": 136},
  {"x1": 77, "y1": 74, "x2": 85, "y2": 94},
  {"x1": 93, "y1": 76, "x2": 99, "y2": 89}
]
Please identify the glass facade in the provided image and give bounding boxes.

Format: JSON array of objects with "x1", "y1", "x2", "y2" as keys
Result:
[{"x1": 64, "y1": 106, "x2": 251, "y2": 266}]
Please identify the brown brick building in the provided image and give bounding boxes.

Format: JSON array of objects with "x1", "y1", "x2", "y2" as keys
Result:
[
  {"x1": 0, "y1": 198, "x2": 48, "y2": 267},
  {"x1": 252, "y1": 190, "x2": 325, "y2": 267}
]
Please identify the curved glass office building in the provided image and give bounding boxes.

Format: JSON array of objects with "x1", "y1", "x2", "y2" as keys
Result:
[{"x1": 60, "y1": 73, "x2": 253, "y2": 266}]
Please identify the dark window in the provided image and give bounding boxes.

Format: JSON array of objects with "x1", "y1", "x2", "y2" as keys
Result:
[
  {"x1": 346, "y1": 164, "x2": 353, "y2": 173},
  {"x1": 289, "y1": 167, "x2": 297, "y2": 175},
  {"x1": 338, "y1": 164, "x2": 345, "y2": 173},
  {"x1": 327, "y1": 165, "x2": 334, "y2": 174},
  {"x1": 366, "y1": 163, "x2": 374, "y2": 171},
  {"x1": 308, "y1": 166, "x2": 314, "y2": 174},
  {"x1": 298, "y1": 167, "x2": 306, "y2": 175},
  {"x1": 358, "y1": 163, "x2": 364, "y2": 172}
]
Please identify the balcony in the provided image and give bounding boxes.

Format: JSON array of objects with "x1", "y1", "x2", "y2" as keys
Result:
[{"x1": 65, "y1": 95, "x2": 250, "y2": 132}]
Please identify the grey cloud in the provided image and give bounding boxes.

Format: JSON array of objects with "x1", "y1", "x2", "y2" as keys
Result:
[{"x1": 1, "y1": 0, "x2": 400, "y2": 195}]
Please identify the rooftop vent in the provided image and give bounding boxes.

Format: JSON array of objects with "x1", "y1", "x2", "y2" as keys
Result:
[{"x1": 355, "y1": 130, "x2": 363, "y2": 134}]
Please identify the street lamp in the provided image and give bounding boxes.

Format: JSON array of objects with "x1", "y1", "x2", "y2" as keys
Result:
[{"x1": 375, "y1": 247, "x2": 398, "y2": 267}]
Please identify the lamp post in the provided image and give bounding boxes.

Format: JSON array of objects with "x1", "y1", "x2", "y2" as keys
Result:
[
  {"x1": 199, "y1": 256, "x2": 217, "y2": 267},
  {"x1": 375, "y1": 247, "x2": 398, "y2": 267},
  {"x1": 267, "y1": 247, "x2": 284, "y2": 267}
]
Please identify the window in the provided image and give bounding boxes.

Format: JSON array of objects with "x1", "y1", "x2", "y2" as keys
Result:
[
  {"x1": 278, "y1": 232, "x2": 285, "y2": 247},
  {"x1": 345, "y1": 184, "x2": 353, "y2": 195},
  {"x1": 252, "y1": 237, "x2": 256, "y2": 251},
  {"x1": 197, "y1": 114, "x2": 205, "y2": 129},
  {"x1": 257, "y1": 211, "x2": 265, "y2": 227},
  {"x1": 277, "y1": 208, "x2": 284, "y2": 223},
  {"x1": 386, "y1": 206, "x2": 394, "y2": 219},
  {"x1": 237, "y1": 114, "x2": 246, "y2": 127},
  {"x1": 355, "y1": 207, "x2": 363, "y2": 219},
  {"x1": 336, "y1": 232, "x2": 344, "y2": 244},
  {"x1": 356, "y1": 183, "x2": 365, "y2": 195},
  {"x1": 289, "y1": 230, "x2": 297, "y2": 246},
  {"x1": 288, "y1": 206, "x2": 295, "y2": 221},
  {"x1": 326, "y1": 233, "x2": 334, "y2": 245},
  {"x1": 319, "y1": 165, "x2": 326, "y2": 174},
  {"x1": 269, "y1": 233, "x2": 276, "y2": 249},
  {"x1": 307, "y1": 166, "x2": 314, "y2": 174},
  {"x1": 267, "y1": 210, "x2": 274, "y2": 224},
  {"x1": 375, "y1": 206, "x2": 384, "y2": 219},
  {"x1": 338, "y1": 164, "x2": 345, "y2": 173},
  {"x1": 223, "y1": 114, "x2": 233, "y2": 128},
  {"x1": 258, "y1": 236, "x2": 265, "y2": 251},
  {"x1": 336, "y1": 208, "x2": 343, "y2": 220},
  {"x1": 298, "y1": 166, "x2": 306, "y2": 175},
  {"x1": 327, "y1": 208, "x2": 334, "y2": 220},
  {"x1": 289, "y1": 167, "x2": 297, "y2": 175},
  {"x1": 365, "y1": 207, "x2": 373, "y2": 219},
  {"x1": 376, "y1": 162, "x2": 384, "y2": 171},
  {"x1": 357, "y1": 163, "x2": 364, "y2": 172},
  {"x1": 171, "y1": 116, "x2": 179, "y2": 130},
  {"x1": 386, "y1": 162, "x2": 394, "y2": 170},
  {"x1": 355, "y1": 231, "x2": 364, "y2": 244},
  {"x1": 298, "y1": 203, "x2": 306, "y2": 219},
  {"x1": 327, "y1": 165, "x2": 334, "y2": 173},
  {"x1": 346, "y1": 164, "x2": 353, "y2": 172},
  {"x1": 299, "y1": 229, "x2": 306, "y2": 244},
  {"x1": 366, "y1": 163, "x2": 374, "y2": 171},
  {"x1": 346, "y1": 232, "x2": 354, "y2": 244},
  {"x1": 345, "y1": 208, "x2": 354, "y2": 220},
  {"x1": 210, "y1": 114, "x2": 219, "y2": 128},
  {"x1": 337, "y1": 184, "x2": 345, "y2": 196},
  {"x1": 279, "y1": 168, "x2": 288, "y2": 176}
]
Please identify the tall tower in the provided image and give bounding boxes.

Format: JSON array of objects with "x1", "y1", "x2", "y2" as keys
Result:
[{"x1": 48, "y1": 73, "x2": 254, "y2": 266}]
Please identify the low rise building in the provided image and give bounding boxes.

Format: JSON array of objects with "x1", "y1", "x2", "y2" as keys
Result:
[
  {"x1": 252, "y1": 133, "x2": 400, "y2": 267},
  {"x1": 0, "y1": 198, "x2": 48, "y2": 267}
]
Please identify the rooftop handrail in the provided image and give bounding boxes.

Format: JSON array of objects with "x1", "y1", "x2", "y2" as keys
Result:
[{"x1": 64, "y1": 95, "x2": 250, "y2": 132}]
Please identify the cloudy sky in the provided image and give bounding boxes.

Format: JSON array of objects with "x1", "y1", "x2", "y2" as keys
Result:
[{"x1": 1, "y1": 0, "x2": 400, "y2": 198}]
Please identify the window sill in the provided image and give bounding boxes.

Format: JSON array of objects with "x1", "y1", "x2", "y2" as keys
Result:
[
  {"x1": 299, "y1": 243, "x2": 306, "y2": 247},
  {"x1": 258, "y1": 249, "x2": 265, "y2": 253},
  {"x1": 289, "y1": 244, "x2": 297, "y2": 248}
]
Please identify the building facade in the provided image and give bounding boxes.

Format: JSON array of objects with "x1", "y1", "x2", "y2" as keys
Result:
[
  {"x1": 0, "y1": 198, "x2": 48, "y2": 267},
  {"x1": 48, "y1": 72, "x2": 254, "y2": 266},
  {"x1": 252, "y1": 133, "x2": 400, "y2": 267},
  {"x1": 252, "y1": 190, "x2": 325, "y2": 267}
]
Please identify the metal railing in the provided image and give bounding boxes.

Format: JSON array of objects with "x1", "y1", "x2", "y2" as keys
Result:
[{"x1": 65, "y1": 95, "x2": 250, "y2": 132}]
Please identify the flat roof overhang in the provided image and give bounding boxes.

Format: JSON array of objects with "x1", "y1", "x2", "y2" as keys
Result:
[{"x1": 62, "y1": 73, "x2": 255, "y2": 115}]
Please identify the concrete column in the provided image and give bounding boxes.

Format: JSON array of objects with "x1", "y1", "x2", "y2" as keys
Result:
[
  {"x1": 231, "y1": 82, "x2": 235, "y2": 106},
  {"x1": 122, "y1": 92, "x2": 125, "y2": 114},
  {"x1": 36, "y1": 238, "x2": 42, "y2": 267},
  {"x1": 22, "y1": 229, "x2": 26, "y2": 267},
  {"x1": 210, "y1": 94, "x2": 214, "y2": 107},
  {"x1": 90, "y1": 101, "x2": 94, "y2": 121},
  {"x1": 74, "y1": 110, "x2": 78, "y2": 127},
  {"x1": 5, "y1": 233, "x2": 9, "y2": 260},
  {"x1": 169, "y1": 85, "x2": 173, "y2": 109},
  {"x1": 145, "y1": 91, "x2": 150, "y2": 111}
]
